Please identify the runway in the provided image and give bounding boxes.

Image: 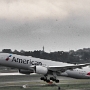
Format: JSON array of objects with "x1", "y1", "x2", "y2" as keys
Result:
[
  {"x1": 0, "y1": 72, "x2": 75, "y2": 87},
  {"x1": 0, "y1": 73, "x2": 74, "y2": 84},
  {"x1": 0, "y1": 73, "x2": 90, "y2": 90}
]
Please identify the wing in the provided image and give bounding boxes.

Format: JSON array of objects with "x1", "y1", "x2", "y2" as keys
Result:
[{"x1": 48, "y1": 63, "x2": 90, "y2": 72}]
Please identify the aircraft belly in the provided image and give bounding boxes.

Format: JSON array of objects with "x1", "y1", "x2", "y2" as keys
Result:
[
  {"x1": 66, "y1": 70, "x2": 88, "y2": 79},
  {"x1": 60, "y1": 72, "x2": 68, "y2": 76}
]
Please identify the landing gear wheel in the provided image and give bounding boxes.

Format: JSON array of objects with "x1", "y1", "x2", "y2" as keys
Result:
[
  {"x1": 50, "y1": 77, "x2": 59, "y2": 83},
  {"x1": 40, "y1": 77, "x2": 50, "y2": 83},
  {"x1": 40, "y1": 77, "x2": 45, "y2": 80},
  {"x1": 50, "y1": 77, "x2": 56, "y2": 81},
  {"x1": 46, "y1": 79, "x2": 50, "y2": 83},
  {"x1": 55, "y1": 79, "x2": 59, "y2": 83},
  {"x1": 40, "y1": 77, "x2": 46, "y2": 81}
]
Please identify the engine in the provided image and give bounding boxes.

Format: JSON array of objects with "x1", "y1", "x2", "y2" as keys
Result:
[
  {"x1": 35, "y1": 66, "x2": 48, "y2": 75},
  {"x1": 19, "y1": 69, "x2": 34, "y2": 74}
]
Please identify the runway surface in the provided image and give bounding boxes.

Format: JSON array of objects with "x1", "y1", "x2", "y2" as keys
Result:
[
  {"x1": 0, "y1": 72, "x2": 74, "y2": 84},
  {"x1": 0, "y1": 73, "x2": 90, "y2": 90},
  {"x1": 0, "y1": 72, "x2": 76, "y2": 87}
]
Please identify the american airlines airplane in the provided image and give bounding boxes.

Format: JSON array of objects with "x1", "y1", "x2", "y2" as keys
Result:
[
  {"x1": 60, "y1": 66, "x2": 90, "y2": 79},
  {"x1": 0, "y1": 53, "x2": 90, "y2": 83}
]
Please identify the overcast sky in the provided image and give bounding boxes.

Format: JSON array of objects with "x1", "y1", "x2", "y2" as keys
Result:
[{"x1": 0, "y1": 0, "x2": 90, "y2": 52}]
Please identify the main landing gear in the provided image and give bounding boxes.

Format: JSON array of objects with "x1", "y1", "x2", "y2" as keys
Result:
[
  {"x1": 40, "y1": 74, "x2": 60, "y2": 90},
  {"x1": 40, "y1": 77, "x2": 50, "y2": 83},
  {"x1": 50, "y1": 77, "x2": 59, "y2": 83},
  {"x1": 40, "y1": 76, "x2": 59, "y2": 83}
]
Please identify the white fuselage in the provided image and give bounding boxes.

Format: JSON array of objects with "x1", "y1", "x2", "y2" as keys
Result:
[
  {"x1": 0, "y1": 53, "x2": 72, "y2": 69},
  {"x1": 61, "y1": 66, "x2": 90, "y2": 79},
  {"x1": 0, "y1": 53, "x2": 90, "y2": 79}
]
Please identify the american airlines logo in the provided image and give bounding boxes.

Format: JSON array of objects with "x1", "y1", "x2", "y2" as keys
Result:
[
  {"x1": 6, "y1": 55, "x2": 12, "y2": 61},
  {"x1": 11, "y1": 57, "x2": 42, "y2": 65}
]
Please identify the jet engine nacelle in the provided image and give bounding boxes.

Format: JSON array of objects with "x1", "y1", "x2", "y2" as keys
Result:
[
  {"x1": 35, "y1": 66, "x2": 48, "y2": 75},
  {"x1": 19, "y1": 69, "x2": 34, "y2": 74}
]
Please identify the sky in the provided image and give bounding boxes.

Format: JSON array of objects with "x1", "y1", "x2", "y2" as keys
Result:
[{"x1": 0, "y1": 0, "x2": 90, "y2": 52}]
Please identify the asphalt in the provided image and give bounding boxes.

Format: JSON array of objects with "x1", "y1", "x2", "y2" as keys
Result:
[
  {"x1": 0, "y1": 73, "x2": 90, "y2": 90},
  {"x1": 0, "y1": 73, "x2": 74, "y2": 82}
]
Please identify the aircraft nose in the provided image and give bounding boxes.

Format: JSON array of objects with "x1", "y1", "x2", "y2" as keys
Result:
[{"x1": 87, "y1": 72, "x2": 90, "y2": 76}]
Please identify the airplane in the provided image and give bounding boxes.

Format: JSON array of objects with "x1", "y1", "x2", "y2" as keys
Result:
[
  {"x1": 0, "y1": 53, "x2": 90, "y2": 83},
  {"x1": 60, "y1": 66, "x2": 90, "y2": 79},
  {"x1": 0, "y1": 66, "x2": 90, "y2": 79}
]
